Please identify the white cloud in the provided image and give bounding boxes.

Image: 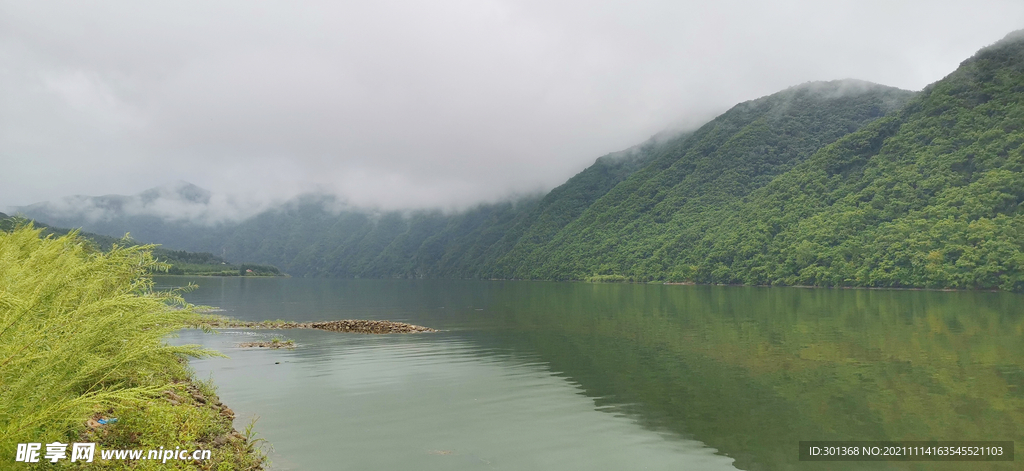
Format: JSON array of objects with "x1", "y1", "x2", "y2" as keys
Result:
[{"x1": 2, "y1": 0, "x2": 1023, "y2": 213}]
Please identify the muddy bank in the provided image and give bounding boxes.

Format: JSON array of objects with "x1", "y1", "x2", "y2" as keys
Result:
[{"x1": 200, "y1": 317, "x2": 436, "y2": 334}]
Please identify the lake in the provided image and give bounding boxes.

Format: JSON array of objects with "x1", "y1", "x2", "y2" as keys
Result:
[{"x1": 158, "y1": 277, "x2": 1024, "y2": 470}]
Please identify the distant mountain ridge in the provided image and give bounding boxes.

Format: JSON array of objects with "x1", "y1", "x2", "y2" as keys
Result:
[
  {"x1": 0, "y1": 213, "x2": 281, "y2": 276},
  {"x1": 17, "y1": 29, "x2": 1024, "y2": 291},
  {"x1": 18, "y1": 181, "x2": 249, "y2": 228}
]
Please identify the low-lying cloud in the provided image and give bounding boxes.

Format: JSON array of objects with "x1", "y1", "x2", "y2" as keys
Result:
[
  {"x1": 2, "y1": 1, "x2": 1023, "y2": 215},
  {"x1": 20, "y1": 182, "x2": 281, "y2": 225}
]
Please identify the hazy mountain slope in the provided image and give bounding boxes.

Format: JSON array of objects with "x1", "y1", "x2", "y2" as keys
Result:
[
  {"x1": 250, "y1": 198, "x2": 539, "y2": 277},
  {"x1": 482, "y1": 134, "x2": 686, "y2": 278},
  {"x1": 681, "y1": 30, "x2": 1024, "y2": 290},
  {"x1": 15, "y1": 140, "x2": 672, "y2": 278},
  {"x1": 0, "y1": 212, "x2": 279, "y2": 276},
  {"x1": 505, "y1": 80, "x2": 916, "y2": 280},
  {"x1": 14, "y1": 182, "x2": 236, "y2": 255}
]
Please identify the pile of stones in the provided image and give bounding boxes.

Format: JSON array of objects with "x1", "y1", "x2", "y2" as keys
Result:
[{"x1": 307, "y1": 320, "x2": 436, "y2": 334}]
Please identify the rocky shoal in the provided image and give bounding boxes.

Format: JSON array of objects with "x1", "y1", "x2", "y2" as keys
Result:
[{"x1": 201, "y1": 318, "x2": 436, "y2": 334}]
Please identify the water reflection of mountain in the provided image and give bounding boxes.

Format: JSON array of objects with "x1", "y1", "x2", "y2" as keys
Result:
[
  {"x1": 478, "y1": 284, "x2": 1024, "y2": 470},
  {"x1": 171, "y1": 277, "x2": 1024, "y2": 470}
]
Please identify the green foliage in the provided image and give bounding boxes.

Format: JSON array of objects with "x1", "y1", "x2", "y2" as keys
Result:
[
  {"x1": 484, "y1": 137, "x2": 676, "y2": 279},
  {"x1": 0, "y1": 224, "x2": 266, "y2": 469},
  {"x1": 238, "y1": 264, "x2": 281, "y2": 276},
  {"x1": 0, "y1": 225, "x2": 205, "y2": 451},
  {"x1": 585, "y1": 274, "x2": 629, "y2": 283}
]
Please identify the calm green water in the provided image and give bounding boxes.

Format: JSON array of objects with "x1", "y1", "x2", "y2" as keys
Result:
[{"x1": 159, "y1": 277, "x2": 1024, "y2": 470}]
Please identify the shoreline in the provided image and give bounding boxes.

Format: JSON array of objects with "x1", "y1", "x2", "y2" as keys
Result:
[
  {"x1": 269, "y1": 274, "x2": 1009, "y2": 294},
  {"x1": 156, "y1": 273, "x2": 289, "y2": 278},
  {"x1": 660, "y1": 281, "x2": 1002, "y2": 293},
  {"x1": 83, "y1": 374, "x2": 268, "y2": 469}
]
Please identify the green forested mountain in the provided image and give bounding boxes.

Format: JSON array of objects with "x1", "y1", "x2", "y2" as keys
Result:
[
  {"x1": 673, "y1": 30, "x2": 1024, "y2": 290},
  {"x1": 487, "y1": 79, "x2": 915, "y2": 280},
  {"x1": 492, "y1": 30, "x2": 1024, "y2": 290},
  {"x1": 17, "y1": 30, "x2": 1024, "y2": 291},
  {"x1": 483, "y1": 134, "x2": 687, "y2": 277}
]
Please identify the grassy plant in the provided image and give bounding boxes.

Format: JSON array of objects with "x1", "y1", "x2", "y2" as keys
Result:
[
  {"x1": 242, "y1": 415, "x2": 269, "y2": 458},
  {"x1": 267, "y1": 338, "x2": 294, "y2": 347},
  {"x1": 0, "y1": 225, "x2": 229, "y2": 463},
  {"x1": 86, "y1": 377, "x2": 267, "y2": 470}
]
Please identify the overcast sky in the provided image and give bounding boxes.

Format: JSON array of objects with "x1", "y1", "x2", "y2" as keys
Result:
[{"x1": 2, "y1": 1, "x2": 1023, "y2": 214}]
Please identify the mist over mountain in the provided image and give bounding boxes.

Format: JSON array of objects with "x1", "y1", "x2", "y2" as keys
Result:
[
  {"x1": 19, "y1": 31, "x2": 1024, "y2": 290},
  {"x1": 20, "y1": 78, "x2": 914, "y2": 277},
  {"x1": 17, "y1": 181, "x2": 281, "y2": 226},
  {"x1": 525, "y1": 30, "x2": 1024, "y2": 291},
  {"x1": 4, "y1": 1, "x2": 1023, "y2": 211}
]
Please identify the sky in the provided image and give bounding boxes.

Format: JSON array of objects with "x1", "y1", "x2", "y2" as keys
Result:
[{"x1": 2, "y1": 0, "x2": 1023, "y2": 216}]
